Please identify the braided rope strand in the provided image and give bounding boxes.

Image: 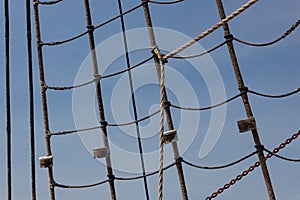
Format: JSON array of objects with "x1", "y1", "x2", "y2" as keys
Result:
[{"x1": 164, "y1": 0, "x2": 260, "y2": 60}]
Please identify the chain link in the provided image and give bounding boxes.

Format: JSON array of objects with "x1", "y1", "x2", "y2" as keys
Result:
[{"x1": 206, "y1": 130, "x2": 300, "y2": 200}]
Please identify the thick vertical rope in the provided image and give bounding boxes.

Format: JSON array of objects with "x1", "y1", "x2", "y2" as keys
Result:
[
  {"x1": 32, "y1": 1, "x2": 56, "y2": 199},
  {"x1": 26, "y1": 0, "x2": 37, "y2": 199},
  {"x1": 141, "y1": 1, "x2": 189, "y2": 199},
  {"x1": 215, "y1": 0, "x2": 276, "y2": 200},
  {"x1": 5, "y1": 0, "x2": 12, "y2": 199},
  {"x1": 83, "y1": 0, "x2": 117, "y2": 199},
  {"x1": 158, "y1": 62, "x2": 165, "y2": 200},
  {"x1": 116, "y1": 0, "x2": 150, "y2": 199}
]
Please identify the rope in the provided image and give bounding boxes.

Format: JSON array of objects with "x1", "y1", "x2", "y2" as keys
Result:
[
  {"x1": 248, "y1": 88, "x2": 300, "y2": 98},
  {"x1": 55, "y1": 162, "x2": 176, "y2": 189},
  {"x1": 51, "y1": 109, "x2": 160, "y2": 136},
  {"x1": 37, "y1": 0, "x2": 63, "y2": 5},
  {"x1": 233, "y1": 19, "x2": 300, "y2": 47},
  {"x1": 163, "y1": 0, "x2": 260, "y2": 60},
  {"x1": 55, "y1": 180, "x2": 109, "y2": 189},
  {"x1": 117, "y1": 0, "x2": 150, "y2": 198},
  {"x1": 182, "y1": 151, "x2": 257, "y2": 170},
  {"x1": 45, "y1": 56, "x2": 153, "y2": 91},
  {"x1": 171, "y1": 40, "x2": 228, "y2": 59},
  {"x1": 141, "y1": 1, "x2": 189, "y2": 199},
  {"x1": 170, "y1": 92, "x2": 244, "y2": 111},
  {"x1": 215, "y1": 0, "x2": 276, "y2": 199},
  {"x1": 83, "y1": 0, "x2": 117, "y2": 199},
  {"x1": 32, "y1": 0, "x2": 56, "y2": 199},
  {"x1": 42, "y1": 3, "x2": 143, "y2": 46},
  {"x1": 5, "y1": 0, "x2": 12, "y2": 198},
  {"x1": 149, "y1": 0, "x2": 185, "y2": 5},
  {"x1": 26, "y1": 0, "x2": 37, "y2": 199},
  {"x1": 115, "y1": 162, "x2": 176, "y2": 181},
  {"x1": 170, "y1": 88, "x2": 299, "y2": 111},
  {"x1": 263, "y1": 148, "x2": 300, "y2": 162},
  {"x1": 158, "y1": 62, "x2": 165, "y2": 200}
]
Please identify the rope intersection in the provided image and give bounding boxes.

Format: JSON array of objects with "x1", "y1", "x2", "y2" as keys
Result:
[{"x1": 14, "y1": 0, "x2": 299, "y2": 199}]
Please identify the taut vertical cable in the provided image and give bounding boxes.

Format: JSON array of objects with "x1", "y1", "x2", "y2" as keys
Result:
[
  {"x1": 5, "y1": 0, "x2": 12, "y2": 199},
  {"x1": 83, "y1": 0, "x2": 117, "y2": 199},
  {"x1": 32, "y1": 1, "x2": 56, "y2": 199},
  {"x1": 215, "y1": 0, "x2": 276, "y2": 199},
  {"x1": 116, "y1": 0, "x2": 150, "y2": 199},
  {"x1": 141, "y1": 1, "x2": 189, "y2": 199},
  {"x1": 26, "y1": 0, "x2": 37, "y2": 199}
]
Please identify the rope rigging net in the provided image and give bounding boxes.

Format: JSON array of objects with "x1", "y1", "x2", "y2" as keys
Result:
[{"x1": 3, "y1": 0, "x2": 300, "y2": 200}]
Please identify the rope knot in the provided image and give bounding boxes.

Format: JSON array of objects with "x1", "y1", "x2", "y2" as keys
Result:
[
  {"x1": 175, "y1": 157, "x2": 183, "y2": 164},
  {"x1": 151, "y1": 46, "x2": 168, "y2": 64},
  {"x1": 255, "y1": 144, "x2": 264, "y2": 152},
  {"x1": 238, "y1": 86, "x2": 248, "y2": 93},
  {"x1": 107, "y1": 174, "x2": 115, "y2": 182},
  {"x1": 50, "y1": 181, "x2": 56, "y2": 189},
  {"x1": 40, "y1": 81, "x2": 48, "y2": 92},
  {"x1": 224, "y1": 34, "x2": 233, "y2": 41},
  {"x1": 163, "y1": 101, "x2": 171, "y2": 109},
  {"x1": 86, "y1": 25, "x2": 95, "y2": 32},
  {"x1": 100, "y1": 120, "x2": 108, "y2": 128},
  {"x1": 94, "y1": 74, "x2": 101, "y2": 81}
]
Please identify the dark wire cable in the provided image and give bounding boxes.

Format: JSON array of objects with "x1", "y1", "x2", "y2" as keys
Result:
[
  {"x1": 117, "y1": 0, "x2": 150, "y2": 198},
  {"x1": 171, "y1": 40, "x2": 228, "y2": 59},
  {"x1": 45, "y1": 56, "x2": 153, "y2": 91},
  {"x1": 26, "y1": 0, "x2": 36, "y2": 199},
  {"x1": 37, "y1": 0, "x2": 63, "y2": 5},
  {"x1": 55, "y1": 180, "x2": 109, "y2": 189},
  {"x1": 149, "y1": 0, "x2": 185, "y2": 5},
  {"x1": 182, "y1": 151, "x2": 257, "y2": 170},
  {"x1": 5, "y1": 0, "x2": 12, "y2": 199},
  {"x1": 42, "y1": 3, "x2": 143, "y2": 46},
  {"x1": 233, "y1": 19, "x2": 300, "y2": 47},
  {"x1": 263, "y1": 148, "x2": 300, "y2": 162}
]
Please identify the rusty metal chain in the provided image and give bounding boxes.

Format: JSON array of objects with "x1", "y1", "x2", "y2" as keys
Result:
[{"x1": 206, "y1": 130, "x2": 300, "y2": 200}]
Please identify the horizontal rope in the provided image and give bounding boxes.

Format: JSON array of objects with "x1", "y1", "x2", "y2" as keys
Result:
[
  {"x1": 115, "y1": 162, "x2": 176, "y2": 181},
  {"x1": 233, "y1": 19, "x2": 300, "y2": 47},
  {"x1": 55, "y1": 180, "x2": 109, "y2": 189},
  {"x1": 51, "y1": 109, "x2": 160, "y2": 136},
  {"x1": 163, "y1": 0, "x2": 260, "y2": 60},
  {"x1": 170, "y1": 92, "x2": 244, "y2": 111},
  {"x1": 171, "y1": 40, "x2": 228, "y2": 59},
  {"x1": 170, "y1": 87, "x2": 299, "y2": 111},
  {"x1": 47, "y1": 79, "x2": 96, "y2": 91},
  {"x1": 51, "y1": 87, "x2": 299, "y2": 135},
  {"x1": 182, "y1": 151, "x2": 257, "y2": 170},
  {"x1": 46, "y1": 56, "x2": 153, "y2": 91},
  {"x1": 53, "y1": 162, "x2": 176, "y2": 189},
  {"x1": 36, "y1": 0, "x2": 63, "y2": 5},
  {"x1": 107, "y1": 109, "x2": 160, "y2": 127},
  {"x1": 149, "y1": 0, "x2": 185, "y2": 5},
  {"x1": 264, "y1": 148, "x2": 300, "y2": 162},
  {"x1": 101, "y1": 56, "x2": 154, "y2": 79},
  {"x1": 248, "y1": 88, "x2": 300, "y2": 98},
  {"x1": 41, "y1": 3, "x2": 144, "y2": 46}
]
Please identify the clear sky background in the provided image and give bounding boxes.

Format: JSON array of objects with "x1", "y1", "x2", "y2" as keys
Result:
[{"x1": 0, "y1": 0, "x2": 299, "y2": 200}]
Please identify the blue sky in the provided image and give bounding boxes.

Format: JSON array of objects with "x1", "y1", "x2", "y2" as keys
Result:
[{"x1": 1, "y1": 0, "x2": 299, "y2": 199}]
